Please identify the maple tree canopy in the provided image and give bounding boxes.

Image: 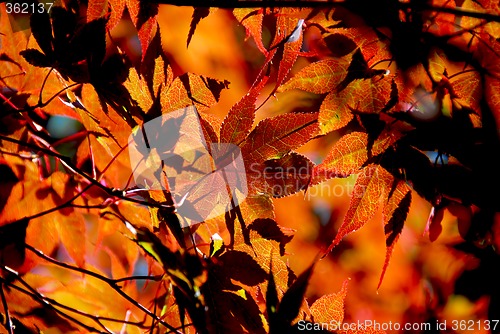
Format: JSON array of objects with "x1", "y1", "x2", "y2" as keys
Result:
[{"x1": 0, "y1": 0, "x2": 499, "y2": 333}]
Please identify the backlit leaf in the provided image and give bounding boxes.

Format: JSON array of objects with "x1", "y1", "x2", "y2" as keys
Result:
[
  {"x1": 187, "y1": 8, "x2": 215, "y2": 48},
  {"x1": 248, "y1": 152, "x2": 315, "y2": 198},
  {"x1": 234, "y1": 226, "x2": 290, "y2": 293},
  {"x1": 310, "y1": 278, "x2": 349, "y2": 324},
  {"x1": 270, "y1": 10, "x2": 305, "y2": 94},
  {"x1": 126, "y1": 0, "x2": 158, "y2": 60},
  {"x1": 0, "y1": 6, "x2": 76, "y2": 117},
  {"x1": 485, "y1": 76, "x2": 500, "y2": 131},
  {"x1": 279, "y1": 58, "x2": 349, "y2": 94},
  {"x1": 318, "y1": 90, "x2": 355, "y2": 134},
  {"x1": 313, "y1": 131, "x2": 399, "y2": 182},
  {"x1": 462, "y1": 0, "x2": 500, "y2": 38},
  {"x1": 87, "y1": 0, "x2": 126, "y2": 31},
  {"x1": 240, "y1": 112, "x2": 319, "y2": 164},
  {"x1": 125, "y1": 66, "x2": 153, "y2": 113},
  {"x1": 233, "y1": 8, "x2": 267, "y2": 55},
  {"x1": 378, "y1": 181, "x2": 411, "y2": 289},
  {"x1": 161, "y1": 73, "x2": 228, "y2": 113},
  {"x1": 249, "y1": 218, "x2": 295, "y2": 256},
  {"x1": 321, "y1": 27, "x2": 387, "y2": 62},
  {"x1": 326, "y1": 164, "x2": 394, "y2": 254},
  {"x1": 220, "y1": 75, "x2": 269, "y2": 145},
  {"x1": 277, "y1": 261, "x2": 315, "y2": 325},
  {"x1": 428, "y1": 49, "x2": 447, "y2": 82},
  {"x1": 451, "y1": 71, "x2": 482, "y2": 115}
]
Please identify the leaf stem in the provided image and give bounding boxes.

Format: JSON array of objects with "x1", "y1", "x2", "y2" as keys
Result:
[{"x1": 38, "y1": 68, "x2": 54, "y2": 106}]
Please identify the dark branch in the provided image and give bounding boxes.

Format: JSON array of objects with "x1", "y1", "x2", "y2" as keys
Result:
[
  {"x1": 150, "y1": 0, "x2": 345, "y2": 8},
  {"x1": 149, "y1": 0, "x2": 500, "y2": 23}
]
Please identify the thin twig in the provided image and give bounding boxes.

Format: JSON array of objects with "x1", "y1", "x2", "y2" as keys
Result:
[
  {"x1": 23, "y1": 245, "x2": 182, "y2": 333},
  {"x1": 0, "y1": 135, "x2": 174, "y2": 209},
  {"x1": 0, "y1": 282, "x2": 13, "y2": 334},
  {"x1": 38, "y1": 68, "x2": 54, "y2": 106},
  {"x1": 0, "y1": 269, "x2": 105, "y2": 333}
]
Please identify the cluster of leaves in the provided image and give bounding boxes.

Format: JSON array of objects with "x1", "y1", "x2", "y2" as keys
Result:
[{"x1": 0, "y1": 0, "x2": 499, "y2": 333}]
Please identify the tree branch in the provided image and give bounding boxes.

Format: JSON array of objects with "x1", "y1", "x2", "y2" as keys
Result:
[{"x1": 149, "y1": 0, "x2": 500, "y2": 23}]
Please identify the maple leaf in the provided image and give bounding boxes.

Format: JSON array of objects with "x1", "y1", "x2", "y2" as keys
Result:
[
  {"x1": 279, "y1": 58, "x2": 349, "y2": 95},
  {"x1": 450, "y1": 71, "x2": 482, "y2": 115},
  {"x1": 20, "y1": 9, "x2": 107, "y2": 82},
  {"x1": 126, "y1": 0, "x2": 158, "y2": 61},
  {"x1": 233, "y1": 8, "x2": 268, "y2": 55},
  {"x1": 281, "y1": 47, "x2": 396, "y2": 135},
  {"x1": 204, "y1": 277, "x2": 265, "y2": 333},
  {"x1": 15, "y1": 6, "x2": 139, "y2": 127},
  {"x1": 130, "y1": 226, "x2": 209, "y2": 331},
  {"x1": 248, "y1": 218, "x2": 294, "y2": 256},
  {"x1": 268, "y1": 9, "x2": 307, "y2": 95},
  {"x1": 378, "y1": 181, "x2": 412, "y2": 289},
  {"x1": 325, "y1": 164, "x2": 394, "y2": 254},
  {"x1": 0, "y1": 5, "x2": 75, "y2": 119},
  {"x1": 461, "y1": 0, "x2": 500, "y2": 38},
  {"x1": 87, "y1": 0, "x2": 126, "y2": 31},
  {"x1": 320, "y1": 27, "x2": 389, "y2": 63},
  {"x1": 232, "y1": 218, "x2": 292, "y2": 294},
  {"x1": 160, "y1": 72, "x2": 229, "y2": 113},
  {"x1": 202, "y1": 215, "x2": 293, "y2": 333},
  {"x1": 475, "y1": 35, "x2": 500, "y2": 130},
  {"x1": 198, "y1": 196, "x2": 294, "y2": 333},
  {"x1": 232, "y1": 9, "x2": 308, "y2": 115},
  {"x1": 266, "y1": 260, "x2": 318, "y2": 332},
  {"x1": 310, "y1": 278, "x2": 349, "y2": 325},
  {"x1": 318, "y1": 91, "x2": 355, "y2": 133},
  {"x1": 187, "y1": 7, "x2": 217, "y2": 48},
  {"x1": 313, "y1": 131, "x2": 401, "y2": 183},
  {"x1": 72, "y1": 84, "x2": 133, "y2": 189},
  {"x1": 240, "y1": 112, "x2": 319, "y2": 165},
  {"x1": 199, "y1": 193, "x2": 276, "y2": 253},
  {"x1": 125, "y1": 64, "x2": 154, "y2": 114},
  {"x1": 0, "y1": 156, "x2": 86, "y2": 270},
  {"x1": 248, "y1": 152, "x2": 315, "y2": 198},
  {"x1": 220, "y1": 75, "x2": 269, "y2": 145}
]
